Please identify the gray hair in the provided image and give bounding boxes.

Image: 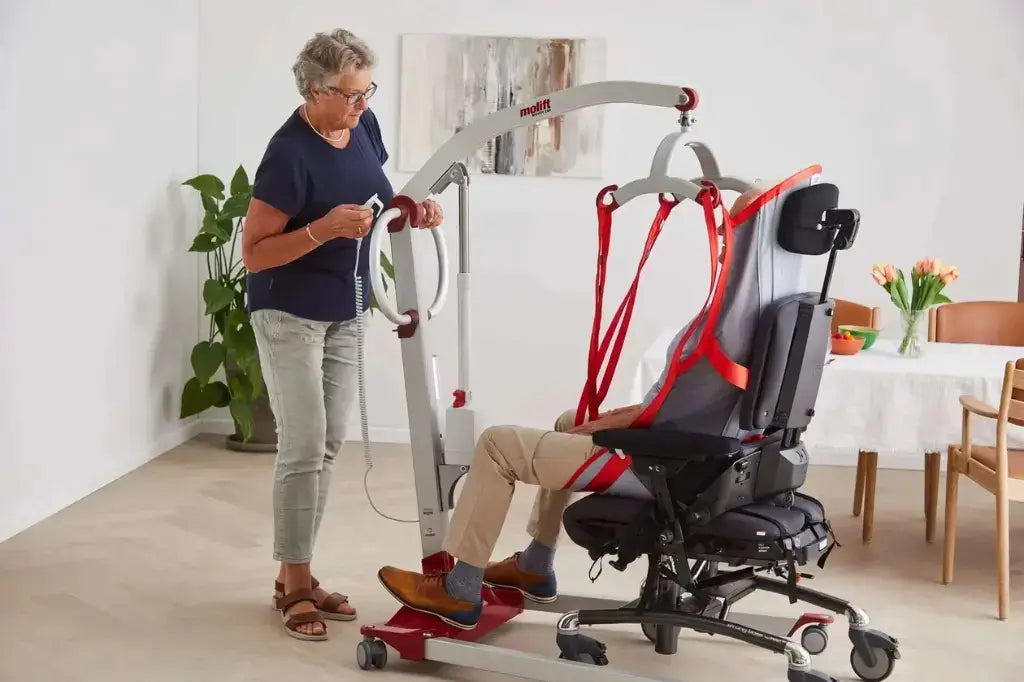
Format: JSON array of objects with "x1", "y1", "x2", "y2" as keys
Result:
[{"x1": 293, "y1": 29, "x2": 376, "y2": 98}]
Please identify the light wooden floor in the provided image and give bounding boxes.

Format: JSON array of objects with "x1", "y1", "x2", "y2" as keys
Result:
[{"x1": 2, "y1": 434, "x2": 1023, "y2": 681}]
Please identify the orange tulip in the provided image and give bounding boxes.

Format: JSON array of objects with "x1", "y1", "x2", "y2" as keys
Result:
[
  {"x1": 883, "y1": 264, "x2": 896, "y2": 283},
  {"x1": 871, "y1": 264, "x2": 887, "y2": 285}
]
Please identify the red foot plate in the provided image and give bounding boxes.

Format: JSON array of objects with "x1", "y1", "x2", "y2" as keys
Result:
[
  {"x1": 788, "y1": 612, "x2": 835, "y2": 636},
  {"x1": 360, "y1": 586, "x2": 524, "y2": 661},
  {"x1": 360, "y1": 551, "x2": 525, "y2": 661}
]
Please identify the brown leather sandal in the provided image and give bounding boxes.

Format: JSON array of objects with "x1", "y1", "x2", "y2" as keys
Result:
[
  {"x1": 276, "y1": 588, "x2": 327, "y2": 641},
  {"x1": 273, "y1": 576, "x2": 357, "y2": 622}
]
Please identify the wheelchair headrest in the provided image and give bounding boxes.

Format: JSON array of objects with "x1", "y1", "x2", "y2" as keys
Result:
[{"x1": 776, "y1": 183, "x2": 859, "y2": 256}]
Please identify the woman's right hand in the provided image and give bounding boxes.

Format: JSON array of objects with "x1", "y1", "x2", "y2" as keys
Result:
[{"x1": 311, "y1": 204, "x2": 374, "y2": 241}]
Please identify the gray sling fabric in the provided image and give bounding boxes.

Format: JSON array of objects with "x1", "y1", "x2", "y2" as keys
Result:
[{"x1": 643, "y1": 175, "x2": 817, "y2": 440}]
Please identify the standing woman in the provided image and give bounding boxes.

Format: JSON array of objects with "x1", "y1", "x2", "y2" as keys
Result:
[{"x1": 241, "y1": 28, "x2": 444, "y2": 641}]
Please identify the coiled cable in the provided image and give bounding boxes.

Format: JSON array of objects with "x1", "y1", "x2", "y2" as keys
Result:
[{"x1": 354, "y1": 236, "x2": 418, "y2": 524}]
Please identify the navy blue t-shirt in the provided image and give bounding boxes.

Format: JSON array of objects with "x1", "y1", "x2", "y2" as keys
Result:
[{"x1": 246, "y1": 107, "x2": 395, "y2": 322}]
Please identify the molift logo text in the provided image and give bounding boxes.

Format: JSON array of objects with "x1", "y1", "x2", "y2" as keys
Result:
[{"x1": 520, "y1": 98, "x2": 551, "y2": 118}]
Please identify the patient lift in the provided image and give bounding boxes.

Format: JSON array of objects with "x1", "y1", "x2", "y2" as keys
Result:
[{"x1": 356, "y1": 82, "x2": 900, "y2": 682}]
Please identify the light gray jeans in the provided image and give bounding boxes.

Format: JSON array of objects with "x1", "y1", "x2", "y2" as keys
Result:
[{"x1": 250, "y1": 308, "x2": 361, "y2": 563}]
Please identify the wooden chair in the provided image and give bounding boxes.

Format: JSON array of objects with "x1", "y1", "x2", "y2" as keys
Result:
[
  {"x1": 943, "y1": 358, "x2": 1024, "y2": 620},
  {"x1": 923, "y1": 301, "x2": 1024, "y2": 543},
  {"x1": 832, "y1": 299, "x2": 884, "y2": 541},
  {"x1": 929, "y1": 300, "x2": 1024, "y2": 346},
  {"x1": 832, "y1": 298, "x2": 880, "y2": 336}
]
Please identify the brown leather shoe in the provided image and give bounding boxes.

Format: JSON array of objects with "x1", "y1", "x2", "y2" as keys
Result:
[
  {"x1": 377, "y1": 566, "x2": 482, "y2": 629},
  {"x1": 483, "y1": 554, "x2": 558, "y2": 603}
]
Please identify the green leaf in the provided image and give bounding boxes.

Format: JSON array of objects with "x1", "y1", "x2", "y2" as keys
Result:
[
  {"x1": 211, "y1": 382, "x2": 231, "y2": 407},
  {"x1": 229, "y1": 397, "x2": 255, "y2": 442},
  {"x1": 201, "y1": 193, "x2": 219, "y2": 214},
  {"x1": 182, "y1": 174, "x2": 225, "y2": 200},
  {"x1": 201, "y1": 212, "x2": 232, "y2": 241},
  {"x1": 179, "y1": 378, "x2": 231, "y2": 418},
  {"x1": 189, "y1": 232, "x2": 223, "y2": 253},
  {"x1": 221, "y1": 193, "x2": 250, "y2": 220},
  {"x1": 230, "y1": 165, "x2": 250, "y2": 196},
  {"x1": 190, "y1": 341, "x2": 225, "y2": 385},
  {"x1": 379, "y1": 251, "x2": 395, "y2": 281},
  {"x1": 895, "y1": 273, "x2": 911, "y2": 311},
  {"x1": 223, "y1": 308, "x2": 258, "y2": 364},
  {"x1": 228, "y1": 371, "x2": 253, "y2": 400},
  {"x1": 246, "y1": 360, "x2": 264, "y2": 399},
  {"x1": 934, "y1": 293, "x2": 952, "y2": 305},
  {"x1": 203, "y1": 279, "x2": 234, "y2": 314},
  {"x1": 217, "y1": 216, "x2": 235, "y2": 240}
]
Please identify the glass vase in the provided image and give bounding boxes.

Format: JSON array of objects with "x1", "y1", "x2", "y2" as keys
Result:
[{"x1": 898, "y1": 309, "x2": 924, "y2": 358}]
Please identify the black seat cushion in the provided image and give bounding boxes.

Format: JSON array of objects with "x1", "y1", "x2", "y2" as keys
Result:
[
  {"x1": 562, "y1": 492, "x2": 832, "y2": 569},
  {"x1": 698, "y1": 493, "x2": 824, "y2": 541},
  {"x1": 562, "y1": 494, "x2": 656, "y2": 557}
]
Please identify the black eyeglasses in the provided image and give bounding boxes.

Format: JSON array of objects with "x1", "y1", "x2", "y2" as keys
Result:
[{"x1": 322, "y1": 81, "x2": 377, "y2": 105}]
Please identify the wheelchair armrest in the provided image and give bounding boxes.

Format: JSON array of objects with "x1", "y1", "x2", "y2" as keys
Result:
[{"x1": 591, "y1": 428, "x2": 742, "y2": 462}]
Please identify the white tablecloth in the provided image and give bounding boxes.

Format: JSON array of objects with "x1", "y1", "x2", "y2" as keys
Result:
[{"x1": 630, "y1": 334, "x2": 1024, "y2": 469}]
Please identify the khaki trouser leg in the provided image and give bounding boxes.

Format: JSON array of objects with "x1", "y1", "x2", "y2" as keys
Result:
[
  {"x1": 443, "y1": 413, "x2": 599, "y2": 568},
  {"x1": 524, "y1": 409, "x2": 582, "y2": 548}
]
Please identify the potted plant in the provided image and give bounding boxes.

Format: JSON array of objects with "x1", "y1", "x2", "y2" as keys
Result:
[
  {"x1": 179, "y1": 165, "x2": 396, "y2": 451},
  {"x1": 178, "y1": 166, "x2": 274, "y2": 451}
]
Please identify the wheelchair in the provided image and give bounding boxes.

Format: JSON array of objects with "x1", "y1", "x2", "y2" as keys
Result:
[{"x1": 556, "y1": 191, "x2": 901, "y2": 682}]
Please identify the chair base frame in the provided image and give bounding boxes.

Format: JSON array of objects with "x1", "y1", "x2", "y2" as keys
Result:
[{"x1": 358, "y1": 552, "x2": 900, "y2": 682}]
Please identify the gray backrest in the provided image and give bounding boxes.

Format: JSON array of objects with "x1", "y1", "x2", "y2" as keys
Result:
[{"x1": 643, "y1": 172, "x2": 822, "y2": 439}]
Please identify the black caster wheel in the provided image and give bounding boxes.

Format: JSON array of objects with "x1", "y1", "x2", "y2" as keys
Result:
[
  {"x1": 356, "y1": 639, "x2": 388, "y2": 671},
  {"x1": 556, "y1": 634, "x2": 609, "y2": 665},
  {"x1": 801, "y1": 624, "x2": 829, "y2": 655},
  {"x1": 787, "y1": 669, "x2": 839, "y2": 682},
  {"x1": 850, "y1": 645, "x2": 897, "y2": 681}
]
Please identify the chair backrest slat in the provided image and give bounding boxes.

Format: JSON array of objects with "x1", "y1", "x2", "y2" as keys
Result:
[
  {"x1": 831, "y1": 298, "x2": 879, "y2": 335},
  {"x1": 929, "y1": 301, "x2": 1024, "y2": 346}
]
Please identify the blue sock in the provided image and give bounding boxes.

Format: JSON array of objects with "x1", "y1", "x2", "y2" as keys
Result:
[
  {"x1": 444, "y1": 561, "x2": 484, "y2": 603},
  {"x1": 516, "y1": 539, "x2": 555, "y2": 575}
]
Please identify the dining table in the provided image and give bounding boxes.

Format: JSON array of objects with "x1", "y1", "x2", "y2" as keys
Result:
[{"x1": 629, "y1": 332, "x2": 1024, "y2": 541}]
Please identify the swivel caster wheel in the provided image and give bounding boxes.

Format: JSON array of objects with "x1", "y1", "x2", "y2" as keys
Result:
[
  {"x1": 800, "y1": 624, "x2": 829, "y2": 655},
  {"x1": 356, "y1": 638, "x2": 388, "y2": 671},
  {"x1": 556, "y1": 633, "x2": 609, "y2": 666},
  {"x1": 850, "y1": 645, "x2": 898, "y2": 681},
  {"x1": 848, "y1": 627, "x2": 900, "y2": 681}
]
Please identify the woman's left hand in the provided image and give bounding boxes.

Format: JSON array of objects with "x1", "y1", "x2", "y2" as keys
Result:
[{"x1": 419, "y1": 199, "x2": 444, "y2": 228}]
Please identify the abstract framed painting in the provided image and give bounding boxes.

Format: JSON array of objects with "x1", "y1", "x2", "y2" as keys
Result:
[{"x1": 397, "y1": 33, "x2": 607, "y2": 178}]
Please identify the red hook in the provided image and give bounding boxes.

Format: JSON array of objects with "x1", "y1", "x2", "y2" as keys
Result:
[{"x1": 595, "y1": 184, "x2": 619, "y2": 211}]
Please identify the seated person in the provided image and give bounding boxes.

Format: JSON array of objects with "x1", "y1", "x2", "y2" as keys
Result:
[{"x1": 378, "y1": 187, "x2": 761, "y2": 629}]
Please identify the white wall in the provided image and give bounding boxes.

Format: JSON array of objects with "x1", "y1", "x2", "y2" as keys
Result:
[
  {"x1": 0, "y1": 1, "x2": 201, "y2": 542},
  {"x1": 198, "y1": 0, "x2": 1024, "y2": 440}
]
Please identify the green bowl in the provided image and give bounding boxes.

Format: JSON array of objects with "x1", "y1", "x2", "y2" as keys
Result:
[{"x1": 838, "y1": 325, "x2": 880, "y2": 349}]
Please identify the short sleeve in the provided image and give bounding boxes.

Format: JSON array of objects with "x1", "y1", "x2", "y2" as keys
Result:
[
  {"x1": 251, "y1": 139, "x2": 307, "y2": 217},
  {"x1": 362, "y1": 109, "x2": 389, "y2": 165}
]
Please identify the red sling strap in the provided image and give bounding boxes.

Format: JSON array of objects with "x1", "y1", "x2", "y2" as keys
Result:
[
  {"x1": 634, "y1": 183, "x2": 748, "y2": 428},
  {"x1": 575, "y1": 188, "x2": 680, "y2": 426},
  {"x1": 566, "y1": 182, "x2": 747, "y2": 492}
]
